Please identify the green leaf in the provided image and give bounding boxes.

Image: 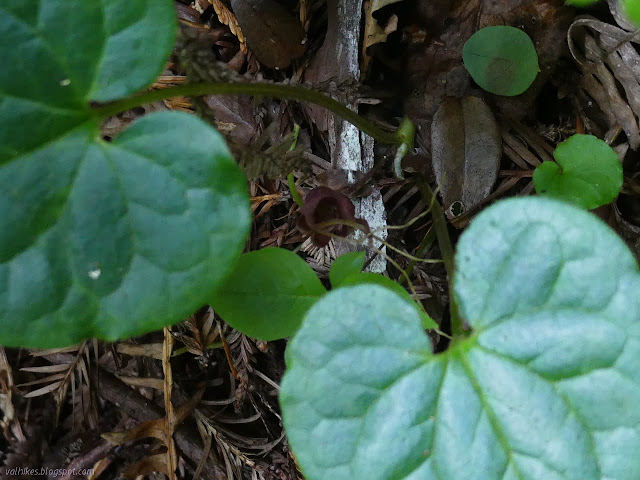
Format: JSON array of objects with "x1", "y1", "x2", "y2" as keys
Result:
[
  {"x1": 281, "y1": 197, "x2": 640, "y2": 480},
  {"x1": 565, "y1": 0, "x2": 599, "y2": 5},
  {"x1": 210, "y1": 248, "x2": 327, "y2": 340},
  {"x1": 340, "y1": 272, "x2": 438, "y2": 330},
  {"x1": 462, "y1": 26, "x2": 539, "y2": 96},
  {"x1": 329, "y1": 251, "x2": 366, "y2": 288},
  {"x1": 0, "y1": 0, "x2": 176, "y2": 162},
  {"x1": 533, "y1": 134, "x2": 622, "y2": 209},
  {"x1": 0, "y1": 0, "x2": 251, "y2": 347},
  {"x1": 623, "y1": 0, "x2": 640, "y2": 26}
]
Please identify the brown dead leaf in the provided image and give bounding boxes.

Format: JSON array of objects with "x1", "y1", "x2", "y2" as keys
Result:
[
  {"x1": 202, "y1": 95, "x2": 261, "y2": 146},
  {"x1": 230, "y1": 0, "x2": 306, "y2": 69},
  {"x1": 431, "y1": 96, "x2": 501, "y2": 218},
  {"x1": 102, "y1": 387, "x2": 205, "y2": 475},
  {"x1": 362, "y1": 0, "x2": 404, "y2": 74},
  {"x1": 568, "y1": 11, "x2": 640, "y2": 149},
  {"x1": 103, "y1": 331, "x2": 204, "y2": 480},
  {"x1": 173, "y1": 308, "x2": 220, "y2": 356},
  {"x1": 102, "y1": 417, "x2": 168, "y2": 445}
]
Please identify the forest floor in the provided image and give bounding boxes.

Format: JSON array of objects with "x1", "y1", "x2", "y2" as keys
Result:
[{"x1": 2, "y1": 0, "x2": 640, "y2": 478}]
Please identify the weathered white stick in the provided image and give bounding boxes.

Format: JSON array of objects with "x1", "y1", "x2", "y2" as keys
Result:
[{"x1": 326, "y1": 0, "x2": 388, "y2": 272}]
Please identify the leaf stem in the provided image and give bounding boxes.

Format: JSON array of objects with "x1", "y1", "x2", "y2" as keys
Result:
[
  {"x1": 415, "y1": 177, "x2": 465, "y2": 337},
  {"x1": 91, "y1": 82, "x2": 410, "y2": 146},
  {"x1": 288, "y1": 172, "x2": 304, "y2": 207}
]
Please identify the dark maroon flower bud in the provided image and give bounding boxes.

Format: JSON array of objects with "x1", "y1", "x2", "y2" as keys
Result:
[{"x1": 297, "y1": 186, "x2": 369, "y2": 247}]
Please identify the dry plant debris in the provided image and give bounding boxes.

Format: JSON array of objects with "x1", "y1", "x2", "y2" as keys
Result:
[{"x1": 4, "y1": 0, "x2": 640, "y2": 478}]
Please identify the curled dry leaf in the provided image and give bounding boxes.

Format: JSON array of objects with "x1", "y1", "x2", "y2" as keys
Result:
[
  {"x1": 362, "y1": 0, "x2": 404, "y2": 74},
  {"x1": 431, "y1": 96, "x2": 501, "y2": 218},
  {"x1": 568, "y1": 10, "x2": 640, "y2": 149},
  {"x1": 298, "y1": 187, "x2": 370, "y2": 247},
  {"x1": 230, "y1": 0, "x2": 306, "y2": 68}
]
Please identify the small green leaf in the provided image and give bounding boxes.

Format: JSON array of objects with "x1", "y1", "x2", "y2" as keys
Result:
[
  {"x1": 329, "y1": 251, "x2": 366, "y2": 288},
  {"x1": 210, "y1": 248, "x2": 326, "y2": 340},
  {"x1": 340, "y1": 272, "x2": 437, "y2": 330},
  {"x1": 533, "y1": 134, "x2": 622, "y2": 209},
  {"x1": 462, "y1": 26, "x2": 539, "y2": 96},
  {"x1": 281, "y1": 197, "x2": 640, "y2": 480},
  {"x1": 565, "y1": 0, "x2": 599, "y2": 5},
  {"x1": 623, "y1": 0, "x2": 640, "y2": 26},
  {"x1": 0, "y1": 0, "x2": 251, "y2": 347}
]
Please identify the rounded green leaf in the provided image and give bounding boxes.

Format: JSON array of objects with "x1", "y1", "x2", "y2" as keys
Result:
[
  {"x1": 340, "y1": 272, "x2": 437, "y2": 330},
  {"x1": 462, "y1": 26, "x2": 539, "y2": 96},
  {"x1": 0, "y1": 0, "x2": 251, "y2": 347},
  {"x1": 329, "y1": 251, "x2": 366, "y2": 288},
  {"x1": 210, "y1": 248, "x2": 327, "y2": 340},
  {"x1": 533, "y1": 134, "x2": 623, "y2": 209},
  {"x1": 281, "y1": 197, "x2": 640, "y2": 480}
]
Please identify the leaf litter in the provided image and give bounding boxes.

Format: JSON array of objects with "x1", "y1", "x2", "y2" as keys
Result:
[{"x1": 5, "y1": 0, "x2": 640, "y2": 478}]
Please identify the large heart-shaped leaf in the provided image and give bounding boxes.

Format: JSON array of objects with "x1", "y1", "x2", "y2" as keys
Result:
[
  {"x1": 339, "y1": 272, "x2": 438, "y2": 330},
  {"x1": 280, "y1": 197, "x2": 640, "y2": 480},
  {"x1": 0, "y1": 1, "x2": 251, "y2": 347}
]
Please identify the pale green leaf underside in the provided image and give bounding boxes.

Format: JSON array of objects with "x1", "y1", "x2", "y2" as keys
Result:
[
  {"x1": 339, "y1": 272, "x2": 438, "y2": 330},
  {"x1": 0, "y1": 0, "x2": 251, "y2": 347},
  {"x1": 281, "y1": 197, "x2": 640, "y2": 480}
]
